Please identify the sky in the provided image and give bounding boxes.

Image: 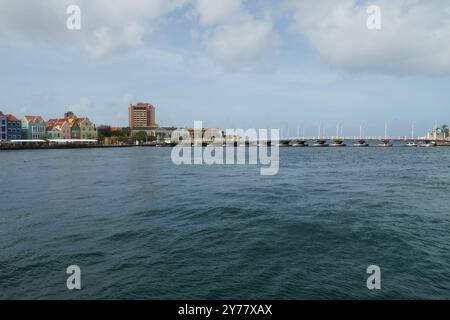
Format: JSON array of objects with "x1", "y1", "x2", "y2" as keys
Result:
[{"x1": 1, "y1": 0, "x2": 450, "y2": 137}]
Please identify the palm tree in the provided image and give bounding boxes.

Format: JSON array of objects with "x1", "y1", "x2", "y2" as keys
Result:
[
  {"x1": 436, "y1": 125, "x2": 449, "y2": 139},
  {"x1": 133, "y1": 131, "x2": 148, "y2": 143}
]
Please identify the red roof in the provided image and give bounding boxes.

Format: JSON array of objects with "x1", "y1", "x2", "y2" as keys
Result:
[
  {"x1": 24, "y1": 115, "x2": 44, "y2": 122},
  {"x1": 46, "y1": 118, "x2": 67, "y2": 130},
  {"x1": 6, "y1": 114, "x2": 19, "y2": 121}
]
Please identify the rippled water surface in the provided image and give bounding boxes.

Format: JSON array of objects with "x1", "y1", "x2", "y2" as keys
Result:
[{"x1": 1, "y1": 147, "x2": 450, "y2": 299}]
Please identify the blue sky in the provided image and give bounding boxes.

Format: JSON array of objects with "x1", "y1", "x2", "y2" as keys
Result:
[{"x1": 1, "y1": 0, "x2": 450, "y2": 137}]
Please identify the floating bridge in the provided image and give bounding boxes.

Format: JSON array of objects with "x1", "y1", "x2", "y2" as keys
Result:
[{"x1": 256, "y1": 136, "x2": 450, "y2": 147}]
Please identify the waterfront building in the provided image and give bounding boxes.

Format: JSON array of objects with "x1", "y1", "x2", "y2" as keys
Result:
[
  {"x1": 46, "y1": 119, "x2": 68, "y2": 139},
  {"x1": 6, "y1": 114, "x2": 22, "y2": 140},
  {"x1": 187, "y1": 128, "x2": 223, "y2": 144},
  {"x1": 168, "y1": 128, "x2": 223, "y2": 144},
  {"x1": 0, "y1": 111, "x2": 6, "y2": 141},
  {"x1": 426, "y1": 125, "x2": 450, "y2": 141},
  {"x1": 129, "y1": 102, "x2": 158, "y2": 130},
  {"x1": 78, "y1": 117, "x2": 98, "y2": 139},
  {"x1": 67, "y1": 116, "x2": 81, "y2": 139},
  {"x1": 21, "y1": 116, "x2": 46, "y2": 140},
  {"x1": 131, "y1": 127, "x2": 177, "y2": 140},
  {"x1": 46, "y1": 112, "x2": 97, "y2": 140},
  {"x1": 157, "y1": 127, "x2": 178, "y2": 140}
]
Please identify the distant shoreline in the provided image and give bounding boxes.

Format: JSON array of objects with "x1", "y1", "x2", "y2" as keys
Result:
[
  {"x1": 0, "y1": 144, "x2": 169, "y2": 151},
  {"x1": 2, "y1": 141, "x2": 450, "y2": 151}
]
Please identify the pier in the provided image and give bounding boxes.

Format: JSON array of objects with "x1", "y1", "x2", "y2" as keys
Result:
[
  {"x1": 3, "y1": 132, "x2": 450, "y2": 151},
  {"x1": 270, "y1": 136, "x2": 450, "y2": 147},
  {"x1": 2, "y1": 137, "x2": 450, "y2": 150}
]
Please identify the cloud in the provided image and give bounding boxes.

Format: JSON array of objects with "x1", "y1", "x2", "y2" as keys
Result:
[
  {"x1": 0, "y1": 0, "x2": 187, "y2": 56},
  {"x1": 66, "y1": 97, "x2": 92, "y2": 115},
  {"x1": 193, "y1": 0, "x2": 242, "y2": 26},
  {"x1": 0, "y1": 0, "x2": 276, "y2": 71},
  {"x1": 203, "y1": 17, "x2": 276, "y2": 72},
  {"x1": 191, "y1": 0, "x2": 277, "y2": 72},
  {"x1": 83, "y1": 23, "x2": 144, "y2": 57},
  {"x1": 287, "y1": 0, "x2": 450, "y2": 75},
  {"x1": 82, "y1": 0, "x2": 188, "y2": 55}
]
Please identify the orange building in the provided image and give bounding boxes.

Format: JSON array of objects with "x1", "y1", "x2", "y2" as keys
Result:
[{"x1": 128, "y1": 103, "x2": 158, "y2": 129}]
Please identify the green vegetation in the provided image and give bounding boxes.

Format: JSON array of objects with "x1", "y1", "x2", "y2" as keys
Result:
[
  {"x1": 98, "y1": 126, "x2": 131, "y2": 143},
  {"x1": 133, "y1": 131, "x2": 148, "y2": 142},
  {"x1": 97, "y1": 125, "x2": 112, "y2": 140},
  {"x1": 114, "y1": 127, "x2": 131, "y2": 138},
  {"x1": 97, "y1": 127, "x2": 168, "y2": 144},
  {"x1": 438, "y1": 124, "x2": 449, "y2": 137},
  {"x1": 41, "y1": 133, "x2": 50, "y2": 141}
]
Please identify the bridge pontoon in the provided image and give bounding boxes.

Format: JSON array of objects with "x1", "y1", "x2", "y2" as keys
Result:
[{"x1": 353, "y1": 139, "x2": 369, "y2": 147}]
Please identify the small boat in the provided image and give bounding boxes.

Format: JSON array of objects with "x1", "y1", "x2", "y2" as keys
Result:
[
  {"x1": 330, "y1": 143, "x2": 346, "y2": 147},
  {"x1": 378, "y1": 139, "x2": 393, "y2": 147},
  {"x1": 420, "y1": 142, "x2": 436, "y2": 148},
  {"x1": 405, "y1": 142, "x2": 418, "y2": 147},
  {"x1": 353, "y1": 140, "x2": 369, "y2": 147},
  {"x1": 379, "y1": 124, "x2": 393, "y2": 147},
  {"x1": 277, "y1": 141, "x2": 291, "y2": 147},
  {"x1": 291, "y1": 143, "x2": 308, "y2": 147},
  {"x1": 312, "y1": 139, "x2": 328, "y2": 147},
  {"x1": 330, "y1": 139, "x2": 346, "y2": 147},
  {"x1": 292, "y1": 140, "x2": 308, "y2": 147},
  {"x1": 313, "y1": 125, "x2": 328, "y2": 147},
  {"x1": 354, "y1": 126, "x2": 369, "y2": 147},
  {"x1": 406, "y1": 123, "x2": 417, "y2": 147},
  {"x1": 257, "y1": 141, "x2": 270, "y2": 147}
]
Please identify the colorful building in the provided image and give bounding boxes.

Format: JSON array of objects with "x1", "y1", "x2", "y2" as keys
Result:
[
  {"x1": 67, "y1": 117, "x2": 81, "y2": 139},
  {"x1": 46, "y1": 119, "x2": 68, "y2": 139},
  {"x1": 46, "y1": 111, "x2": 97, "y2": 140},
  {"x1": 78, "y1": 117, "x2": 98, "y2": 139},
  {"x1": 129, "y1": 102, "x2": 158, "y2": 130},
  {"x1": 21, "y1": 116, "x2": 46, "y2": 140},
  {"x1": 6, "y1": 114, "x2": 22, "y2": 140},
  {"x1": 0, "y1": 111, "x2": 7, "y2": 141}
]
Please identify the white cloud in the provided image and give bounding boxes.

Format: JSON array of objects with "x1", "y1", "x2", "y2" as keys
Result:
[
  {"x1": 0, "y1": 0, "x2": 276, "y2": 71},
  {"x1": 203, "y1": 17, "x2": 275, "y2": 72},
  {"x1": 81, "y1": 0, "x2": 184, "y2": 56},
  {"x1": 67, "y1": 97, "x2": 92, "y2": 114},
  {"x1": 193, "y1": 0, "x2": 242, "y2": 26},
  {"x1": 84, "y1": 23, "x2": 144, "y2": 57},
  {"x1": 2, "y1": 0, "x2": 450, "y2": 75},
  {"x1": 288, "y1": 0, "x2": 450, "y2": 75},
  {"x1": 192, "y1": 0, "x2": 277, "y2": 71},
  {"x1": 0, "y1": 0, "x2": 187, "y2": 56}
]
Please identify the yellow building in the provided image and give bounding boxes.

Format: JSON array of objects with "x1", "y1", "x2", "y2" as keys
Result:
[
  {"x1": 46, "y1": 112, "x2": 97, "y2": 140},
  {"x1": 78, "y1": 117, "x2": 98, "y2": 140}
]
